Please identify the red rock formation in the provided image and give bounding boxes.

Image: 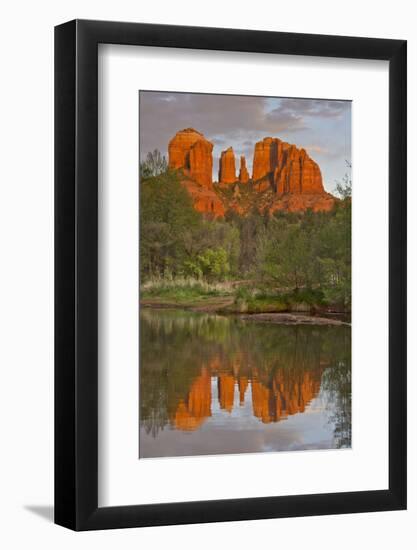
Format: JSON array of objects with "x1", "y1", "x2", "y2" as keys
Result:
[
  {"x1": 167, "y1": 129, "x2": 334, "y2": 216},
  {"x1": 252, "y1": 137, "x2": 324, "y2": 195},
  {"x1": 275, "y1": 146, "x2": 324, "y2": 195},
  {"x1": 180, "y1": 177, "x2": 225, "y2": 218},
  {"x1": 218, "y1": 147, "x2": 236, "y2": 184},
  {"x1": 189, "y1": 139, "x2": 213, "y2": 188},
  {"x1": 239, "y1": 155, "x2": 249, "y2": 183},
  {"x1": 269, "y1": 193, "x2": 335, "y2": 214},
  {"x1": 252, "y1": 137, "x2": 279, "y2": 181},
  {"x1": 168, "y1": 128, "x2": 213, "y2": 188}
]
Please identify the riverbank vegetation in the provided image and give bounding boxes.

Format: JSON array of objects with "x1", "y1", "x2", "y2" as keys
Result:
[{"x1": 140, "y1": 163, "x2": 351, "y2": 315}]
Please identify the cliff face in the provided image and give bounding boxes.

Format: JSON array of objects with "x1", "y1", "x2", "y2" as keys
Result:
[
  {"x1": 239, "y1": 155, "x2": 249, "y2": 183},
  {"x1": 168, "y1": 128, "x2": 213, "y2": 188},
  {"x1": 274, "y1": 145, "x2": 324, "y2": 195},
  {"x1": 219, "y1": 147, "x2": 237, "y2": 184},
  {"x1": 252, "y1": 137, "x2": 279, "y2": 181},
  {"x1": 168, "y1": 128, "x2": 224, "y2": 217},
  {"x1": 180, "y1": 177, "x2": 226, "y2": 217},
  {"x1": 167, "y1": 129, "x2": 335, "y2": 217},
  {"x1": 252, "y1": 137, "x2": 324, "y2": 195}
]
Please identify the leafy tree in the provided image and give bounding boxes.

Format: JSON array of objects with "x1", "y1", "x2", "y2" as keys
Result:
[
  {"x1": 184, "y1": 247, "x2": 230, "y2": 281},
  {"x1": 140, "y1": 149, "x2": 168, "y2": 179},
  {"x1": 140, "y1": 170, "x2": 201, "y2": 278}
]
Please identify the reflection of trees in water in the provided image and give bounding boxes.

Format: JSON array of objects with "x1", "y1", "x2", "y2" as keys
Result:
[
  {"x1": 140, "y1": 309, "x2": 351, "y2": 443},
  {"x1": 321, "y1": 362, "x2": 352, "y2": 448}
]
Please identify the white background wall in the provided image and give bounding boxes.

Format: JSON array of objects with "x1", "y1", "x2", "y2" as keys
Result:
[{"x1": 0, "y1": 0, "x2": 415, "y2": 547}]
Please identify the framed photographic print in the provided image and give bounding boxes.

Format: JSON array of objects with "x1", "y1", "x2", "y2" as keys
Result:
[{"x1": 55, "y1": 20, "x2": 406, "y2": 530}]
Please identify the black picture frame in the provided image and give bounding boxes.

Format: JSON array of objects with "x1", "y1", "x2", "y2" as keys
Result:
[{"x1": 55, "y1": 19, "x2": 407, "y2": 531}]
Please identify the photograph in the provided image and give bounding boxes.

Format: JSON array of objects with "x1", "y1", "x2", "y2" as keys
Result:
[
  {"x1": 139, "y1": 91, "x2": 352, "y2": 459},
  {"x1": 0, "y1": 0, "x2": 409, "y2": 542}
]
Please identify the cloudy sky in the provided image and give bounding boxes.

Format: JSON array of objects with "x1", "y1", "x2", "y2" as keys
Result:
[{"x1": 139, "y1": 91, "x2": 351, "y2": 193}]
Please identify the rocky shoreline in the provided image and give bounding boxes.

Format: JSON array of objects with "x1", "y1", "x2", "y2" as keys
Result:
[
  {"x1": 237, "y1": 312, "x2": 349, "y2": 326},
  {"x1": 140, "y1": 300, "x2": 350, "y2": 326}
]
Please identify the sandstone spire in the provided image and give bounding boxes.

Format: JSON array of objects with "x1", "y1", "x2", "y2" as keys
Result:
[
  {"x1": 238, "y1": 155, "x2": 249, "y2": 183},
  {"x1": 218, "y1": 147, "x2": 236, "y2": 184},
  {"x1": 168, "y1": 128, "x2": 213, "y2": 188}
]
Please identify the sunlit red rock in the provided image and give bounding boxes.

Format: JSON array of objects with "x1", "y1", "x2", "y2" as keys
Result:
[
  {"x1": 252, "y1": 137, "x2": 324, "y2": 195},
  {"x1": 275, "y1": 146, "x2": 324, "y2": 195},
  {"x1": 167, "y1": 129, "x2": 335, "y2": 216},
  {"x1": 219, "y1": 147, "x2": 237, "y2": 184},
  {"x1": 269, "y1": 193, "x2": 335, "y2": 213},
  {"x1": 168, "y1": 128, "x2": 213, "y2": 188},
  {"x1": 238, "y1": 155, "x2": 249, "y2": 183},
  {"x1": 181, "y1": 177, "x2": 225, "y2": 218},
  {"x1": 189, "y1": 139, "x2": 213, "y2": 189},
  {"x1": 252, "y1": 137, "x2": 279, "y2": 181}
]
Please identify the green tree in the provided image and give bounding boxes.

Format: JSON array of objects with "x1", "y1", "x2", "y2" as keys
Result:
[
  {"x1": 140, "y1": 149, "x2": 168, "y2": 179},
  {"x1": 140, "y1": 171, "x2": 201, "y2": 279},
  {"x1": 184, "y1": 247, "x2": 230, "y2": 281}
]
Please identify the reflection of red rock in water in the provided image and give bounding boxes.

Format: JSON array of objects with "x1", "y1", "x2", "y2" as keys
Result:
[
  {"x1": 251, "y1": 369, "x2": 323, "y2": 423},
  {"x1": 238, "y1": 377, "x2": 248, "y2": 405},
  {"x1": 170, "y1": 358, "x2": 323, "y2": 430},
  {"x1": 172, "y1": 368, "x2": 211, "y2": 431},
  {"x1": 218, "y1": 373, "x2": 235, "y2": 412}
]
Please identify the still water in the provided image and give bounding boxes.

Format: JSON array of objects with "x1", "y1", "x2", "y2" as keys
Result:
[{"x1": 139, "y1": 308, "x2": 351, "y2": 458}]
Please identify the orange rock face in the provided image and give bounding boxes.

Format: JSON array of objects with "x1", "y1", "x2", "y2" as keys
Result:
[
  {"x1": 269, "y1": 192, "x2": 335, "y2": 214},
  {"x1": 275, "y1": 146, "x2": 324, "y2": 195},
  {"x1": 252, "y1": 137, "x2": 279, "y2": 181},
  {"x1": 252, "y1": 137, "x2": 324, "y2": 195},
  {"x1": 238, "y1": 155, "x2": 249, "y2": 183},
  {"x1": 168, "y1": 128, "x2": 213, "y2": 188},
  {"x1": 181, "y1": 177, "x2": 225, "y2": 218},
  {"x1": 218, "y1": 147, "x2": 236, "y2": 184},
  {"x1": 167, "y1": 129, "x2": 334, "y2": 216}
]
